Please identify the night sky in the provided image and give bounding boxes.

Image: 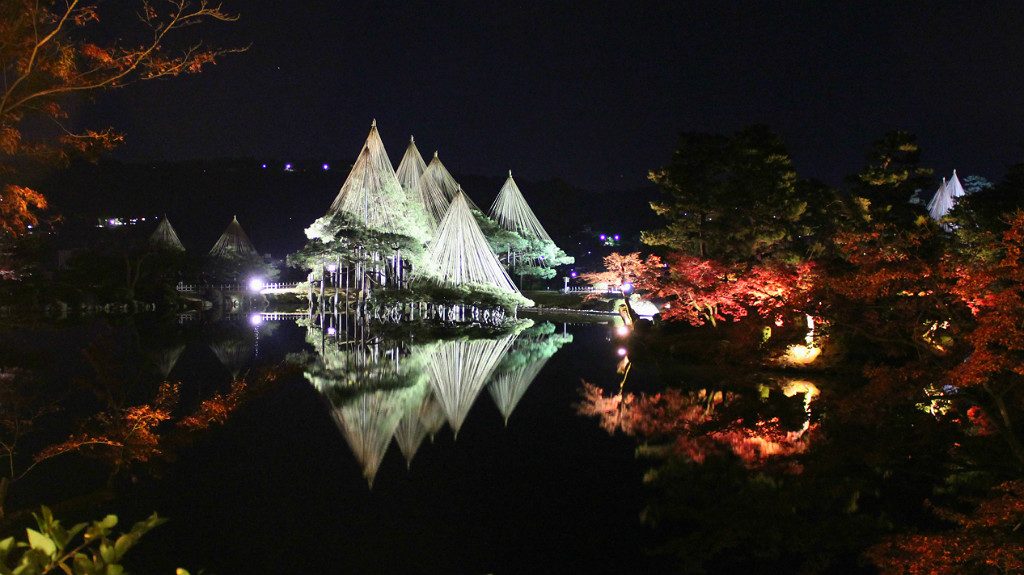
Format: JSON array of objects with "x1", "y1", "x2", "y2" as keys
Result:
[{"x1": 81, "y1": 0, "x2": 1024, "y2": 191}]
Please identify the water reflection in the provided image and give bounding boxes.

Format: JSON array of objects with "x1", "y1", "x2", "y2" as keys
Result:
[{"x1": 290, "y1": 317, "x2": 573, "y2": 486}]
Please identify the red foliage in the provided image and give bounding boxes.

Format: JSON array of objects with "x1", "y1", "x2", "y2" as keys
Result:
[
  {"x1": 865, "y1": 480, "x2": 1024, "y2": 574},
  {"x1": 577, "y1": 382, "x2": 814, "y2": 469},
  {"x1": 652, "y1": 253, "x2": 814, "y2": 327}
]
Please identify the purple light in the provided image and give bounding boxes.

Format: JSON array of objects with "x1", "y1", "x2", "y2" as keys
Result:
[
  {"x1": 614, "y1": 234, "x2": 620, "y2": 241},
  {"x1": 570, "y1": 272, "x2": 577, "y2": 278},
  {"x1": 322, "y1": 163, "x2": 330, "y2": 170},
  {"x1": 261, "y1": 163, "x2": 267, "y2": 169},
  {"x1": 284, "y1": 163, "x2": 293, "y2": 171},
  {"x1": 327, "y1": 326, "x2": 337, "y2": 336},
  {"x1": 599, "y1": 234, "x2": 606, "y2": 241}
]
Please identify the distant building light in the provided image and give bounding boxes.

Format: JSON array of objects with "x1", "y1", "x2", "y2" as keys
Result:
[
  {"x1": 614, "y1": 234, "x2": 620, "y2": 241},
  {"x1": 570, "y1": 271, "x2": 577, "y2": 278},
  {"x1": 322, "y1": 163, "x2": 330, "y2": 171},
  {"x1": 599, "y1": 234, "x2": 606, "y2": 241},
  {"x1": 284, "y1": 163, "x2": 294, "y2": 171},
  {"x1": 261, "y1": 163, "x2": 268, "y2": 169},
  {"x1": 249, "y1": 313, "x2": 263, "y2": 326}
]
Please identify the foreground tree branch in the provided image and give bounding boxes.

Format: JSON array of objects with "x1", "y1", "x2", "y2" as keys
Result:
[{"x1": 0, "y1": 0, "x2": 244, "y2": 236}]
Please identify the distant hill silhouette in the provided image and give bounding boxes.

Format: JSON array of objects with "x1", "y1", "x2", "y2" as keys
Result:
[{"x1": 33, "y1": 158, "x2": 661, "y2": 265}]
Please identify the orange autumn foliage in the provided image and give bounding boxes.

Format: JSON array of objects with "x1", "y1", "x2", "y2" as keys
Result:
[{"x1": 0, "y1": 0, "x2": 242, "y2": 236}]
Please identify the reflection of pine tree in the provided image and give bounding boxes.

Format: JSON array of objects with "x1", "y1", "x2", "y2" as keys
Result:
[{"x1": 488, "y1": 323, "x2": 574, "y2": 424}]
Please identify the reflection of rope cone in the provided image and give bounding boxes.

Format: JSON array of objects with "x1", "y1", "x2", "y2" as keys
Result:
[
  {"x1": 488, "y1": 358, "x2": 550, "y2": 425},
  {"x1": 331, "y1": 387, "x2": 419, "y2": 488},
  {"x1": 147, "y1": 344, "x2": 185, "y2": 380},
  {"x1": 428, "y1": 335, "x2": 517, "y2": 435},
  {"x1": 209, "y1": 338, "x2": 253, "y2": 379},
  {"x1": 393, "y1": 384, "x2": 436, "y2": 469}
]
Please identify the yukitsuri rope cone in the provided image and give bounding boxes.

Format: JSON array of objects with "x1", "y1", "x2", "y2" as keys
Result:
[
  {"x1": 209, "y1": 215, "x2": 257, "y2": 258},
  {"x1": 426, "y1": 191, "x2": 520, "y2": 294},
  {"x1": 490, "y1": 171, "x2": 552, "y2": 242}
]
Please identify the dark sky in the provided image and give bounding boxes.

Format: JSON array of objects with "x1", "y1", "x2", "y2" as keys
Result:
[{"x1": 82, "y1": 0, "x2": 1024, "y2": 191}]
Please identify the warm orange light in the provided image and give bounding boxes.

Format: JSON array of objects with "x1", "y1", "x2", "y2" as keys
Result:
[{"x1": 784, "y1": 344, "x2": 820, "y2": 365}]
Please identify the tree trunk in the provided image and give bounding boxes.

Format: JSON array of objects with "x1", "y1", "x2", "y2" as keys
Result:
[{"x1": 984, "y1": 382, "x2": 1024, "y2": 469}]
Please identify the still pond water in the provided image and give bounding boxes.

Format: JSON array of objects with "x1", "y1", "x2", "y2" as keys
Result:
[{"x1": 10, "y1": 314, "x2": 674, "y2": 573}]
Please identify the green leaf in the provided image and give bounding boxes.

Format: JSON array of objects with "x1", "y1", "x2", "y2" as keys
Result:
[
  {"x1": 0, "y1": 536, "x2": 15, "y2": 559},
  {"x1": 99, "y1": 542, "x2": 115, "y2": 564},
  {"x1": 98, "y1": 515, "x2": 118, "y2": 530},
  {"x1": 66, "y1": 524, "x2": 86, "y2": 543},
  {"x1": 25, "y1": 529, "x2": 56, "y2": 557},
  {"x1": 112, "y1": 534, "x2": 134, "y2": 560},
  {"x1": 104, "y1": 564, "x2": 124, "y2": 575}
]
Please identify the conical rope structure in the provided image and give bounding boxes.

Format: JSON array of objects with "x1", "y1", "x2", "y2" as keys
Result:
[
  {"x1": 417, "y1": 151, "x2": 461, "y2": 226},
  {"x1": 488, "y1": 356, "x2": 552, "y2": 425},
  {"x1": 427, "y1": 334, "x2": 517, "y2": 435},
  {"x1": 149, "y1": 216, "x2": 185, "y2": 252},
  {"x1": 947, "y1": 169, "x2": 966, "y2": 198},
  {"x1": 426, "y1": 191, "x2": 521, "y2": 294},
  {"x1": 395, "y1": 136, "x2": 436, "y2": 231},
  {"x1": 327, "y1": 121, "x2": 418, "y2": 236},
  {"x1": 209, "y1": 216, "x2": 258, "y2": 259},
  {"x1": 489, "y1": 171, "x2": 553, "y2": 242},
  {"x1": 927, "y1": 170, "x2": 968, "y2": 223}
]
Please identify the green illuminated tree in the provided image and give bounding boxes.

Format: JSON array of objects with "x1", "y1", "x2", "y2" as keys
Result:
[
  {"x1": 848, "y1": 130, "x2": 933, "y2": 224},
  {"x1": 643, "y1": 125, "x2": 808, "y2": 264}
]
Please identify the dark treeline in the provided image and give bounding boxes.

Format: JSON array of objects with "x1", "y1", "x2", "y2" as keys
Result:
[{"x1": 581, "y1": 125, "x2": 1024, "y2": 573}]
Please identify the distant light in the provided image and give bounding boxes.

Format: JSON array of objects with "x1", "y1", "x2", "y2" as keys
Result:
[
  {"x1": 322, "y1": 163, "x2": 330, "y2": 171},
  {"x1": 615, "y1": 325, "x2": 630, "y2": 337},
  {"x1": 614, "y1": 234, "x2": 620, "y2": 241},
  {"x1": 599, "y1": 234, "x2": 606, "y2": 241},
  {"x1": 570, "y1": 272, "x2": 577, "y2": 278},
  {"x1": 284, "y1": 163, "x2": 294, "y2": 171},
  {"x1": 108, "y1": 218, "x2": 118, "y2": 226},
  {"x1": 261, "y1": 163, "x2": 268, "y2": 169},
  {"x1": 248, "y1": 277, "x2": 265, "y2": 292},
  {"x1": 327, "y1": 326, "x2": 337, "y2": 336},
  {"x1": 249, "y1": 314, "x2": 263, "y2": 326},
  {"x1": 617, "y1": 347, "x2": 627, "y2": 356},
  {"x1": 622, "y1": 282, "x2": 633, "y2": 293}
]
